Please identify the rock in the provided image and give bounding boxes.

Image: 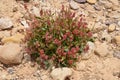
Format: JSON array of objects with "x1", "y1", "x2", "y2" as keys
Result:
[
  {"x1": 94, "y1": 42, "x2": 109, "y2": 57},
  {"x1": 87, "y1": 0, "x2": 96, "y2": 4},
  {"x1": 0, "y1": 74, "x2": 7, "y2": 80},
  {"x1": 50, "y1": 67, "x2": 72, "y2": 80},
  {"x1": 101, "y1": 30, "x2": 112, "y2": 42},
  {"x1": 21, "y1": 20, "x2": 29, "y2": 28},
  {"x1": 111, "y1": 13, "x2": 120, "y2": 19},
  {"x1": 113, "y1": 51, "x2": 120, "y2": 59},
  {"x1": 7, "y1": 67, "x2": 15, "y2": 74},
  {"x1": 113, "y1": 71, "x2": 120, "y2": 78},
  {"x1": 31, "y1": 6, "x2": 40, "y2": 17},
  {"x1": 108, "y1": 24, "x2": 116, "y2": 32},
  {"x1": 114, "y1": 36, "x2": 120, "y2": 45},
  {"x1": 105, "y1": 19, "x2": 113, "y2": 25},
  {"x1": 104, "y1": 1, "x2": 113, "y2": 9},
  {"x1": 1, "y1": 33, "x2": 24, "y2": 43},
  {"x1": 118, "y1": 21, "x2": 120, "y2": 27},
  {"x1": 81, "y1": 42, "x2": 95, "y2": 60},
  {"x1": 0, "y1": 31, "x2": 10, "y2": 38},
  {"x1": 93, "y1": 5, "x2": 101, "y2": 11},
  {"x1": 87, "y1": 21, "x2": 95, "y2": 30},
  {"x1": 112, "y1": 5, "x2": 120, "y2": 11},
  {"x1": 0, "y1": 18, "x2": 13, "y2": 30},
  {"x1": 23, "y1": 53, "x2": 31, "y2": 63},
  {"x1": 108, "y1": 0, "x2": 119, "y2": 5},
  {"x1": 69, "y1": 1, "x2": 79, "y2": 10},
  {"x1": 74, "y1": 0, "x2": 86, "y2": 3},
  {"x1": 0, "y1": 43, "x2": 23, "y2": 64}
]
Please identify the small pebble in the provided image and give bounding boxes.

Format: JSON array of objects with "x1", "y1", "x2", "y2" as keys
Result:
[
  {"x1": 114, "y1": 36, "x2": 120, "y2": 45},
  {"x1": 108, "y1": 24, "x2": 116, "y2": 32},
  {"x1": 7, "y1": 67, "x2": 15, "y2": 74},
  {"x1": 93, "y1": 5, "x2": 101, "y2": 11},
  {"x1": 118, "y1": 21, "x2": 120, "y2": 26},
  {"x1": 74, "y1": 0, "x2": 86, "y2": 3},
  {"x1": 87, "y1": 0, "x2": 96, "y2": 4},
  {"x1": 69, "y1": 1, "x2": 79, "y2": 10},
  {"x1": 113, "y1": 51, "x2": 120, "y2": 59}
]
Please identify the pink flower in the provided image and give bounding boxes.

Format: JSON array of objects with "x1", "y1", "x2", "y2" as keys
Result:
[
  {"x1": 83, "y1": 23, "x2": 87, "y2": 28},
  {"x1": 76, "y1": 46, "x2": 79, "y2": 51},
  {"x1": 68, "y1": 60, "x2": 73, "y2": 65},
  {"x1": 72, "y1": 29, "x2": 79, "y2": 35},
  {"x1": 67, "y1": 51, "x2": 72, "y2": 55},
  {"x1": 66, "y1": 32, "x2": 70, "y2": 36},
  {"x1": 56, "y1": 48, "x2": 63, "y2": 55},
  {"x1": 45, "y1": 32, "x2": 49, "y2": 37},
  {"x1": 78, "y1": 21, "x2": 81, "y2": 28},
  {"x1": 69, "y1": 36, "x2": 73, "y2": 42},
  {"x1": 45, "y1": 32, "x2": 52, "y2": 42},
  {"x1": 79, "y1": 31, "x2": 84, "y2": 37},
  {"x1": 71, "y1": 47, "x2": 77, "y2": 54},
  {"x1": 84, "y1": 45, "x2": 89, "y2": 52},
  {"x1": 44, "y1": 55, "x2": 48, "y2": 60},
  {"x1": 72, "y1": 22, "x2": 76, "y2": 27},
  {"x1": 40, "y1": 10, "x2": 43, "y2": 16},
  {"x1": 51, "y1": 56, "x2": 55, "y2": 60},
  {"x1": 47, "y1": 20, "x2": 50, "y2": 25},
  {"x1": 63, "y1": 34, "x2": 67, "y2": 40},
  {"x1": 87, "y1": 32, "x2": 92, "y2": 37},
  {"x1": 41, "y1": 54, "x2": 48, "y2": 60},
  {"x1": 79, "y1": 17, "x2": 83, "y2": 22},
  {"x1": 54, "y1": 39, "x2": 61, "y2": 45},
  {"x1": 39, "y1": 49, "x2": 44, "y2": 55},
  {"x1": 62, "y1": 52, "x2": 67, "y2": 56},
  {"x1": 70, "y1": 12, "x2": 75, "y2": 18}
]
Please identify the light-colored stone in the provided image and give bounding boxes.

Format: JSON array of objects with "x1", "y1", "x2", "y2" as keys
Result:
[
  {"x1": 94, "y1": 42, "x2": 109, "y2": 57},
  {"x1": 31, "y1": 6, "x2": 40, "y2": 17},
  {"x1": 1, "y1": 33, "x2": 24, "y2": 43},
  {"x1": 21, "y1": 20, "x2": 29, "y2": 28},
  {"x1": 113, "y1": 51, "x2": 120, "y2": 59},
  {"x1": 108, "y1": 24, "x2": 116, "y2": 32},
  {"x1": 74, "y1": 0, "x2": 86, "y2": 3},
  {"x1": 50, "y1": 67, "x2": 72, "y2": 80},
  {"x1": 0, "y1": 18, "x2": 13, "y2": 30},
  {"x1": 69, "y1": 1, "x2": 79, "y2": 10},
  {"x1": 81, "y1": 42, "x2": 95, "y2": 60},
  {"x1": 104, "y1": 1, "x2": 113, "y2": 9},
  {"x1": 93, "y1": 5, "x2": 101, "y2": 11},
  {"x1": 109, "y1": 0, "x2": 119, "y2": 5},
  {"x1": 114, "y1": 36, "x2": 120, "y2": 45},
  {"x1": 87, "y1": 21, "x2": 95, "y2": 30},
  {"x1": 101, "y1": 30, "x2": 112, "y2": 42},
  {"x1": 112, "y1": 5, "x2": 120, "y2": 11},
  {"x1": 118, "y1": 21, "x2": 120, "y2": 27},
  {"x1": 0, "y1": 43, "x2": 23, "y2": 64},
  {"x1": 87, "y1": 0, "x2": 96, "y2": 4},
  {"x1": 0, "y1": 31, "x2": 10, "y2": 38}
]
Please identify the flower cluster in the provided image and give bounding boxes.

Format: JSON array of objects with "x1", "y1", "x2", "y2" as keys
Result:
[{"x1": 25, "y1": 5, "x2": 93, "y2": 68}]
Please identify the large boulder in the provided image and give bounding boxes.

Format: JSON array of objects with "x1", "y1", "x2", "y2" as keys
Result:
[
  {"x1": 0, "y1": 18, "x2": 13, "y2": 30},
  {"x1": 0, "y1": 43, "x2": 23, "y2": 64}
]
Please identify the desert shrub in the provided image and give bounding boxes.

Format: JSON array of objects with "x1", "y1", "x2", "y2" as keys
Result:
[{"x1": 25, "y1": 6, "x2": 93, "y2": 69}]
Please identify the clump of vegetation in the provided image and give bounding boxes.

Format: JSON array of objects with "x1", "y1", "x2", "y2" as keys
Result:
[{"x1": 25, "y1": 5, "x2": 93, "y2": 69}]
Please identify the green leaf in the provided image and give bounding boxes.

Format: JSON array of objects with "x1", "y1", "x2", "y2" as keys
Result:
[{"x1": 41, "y1": 28, "x2": 46, "y2": 31}]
